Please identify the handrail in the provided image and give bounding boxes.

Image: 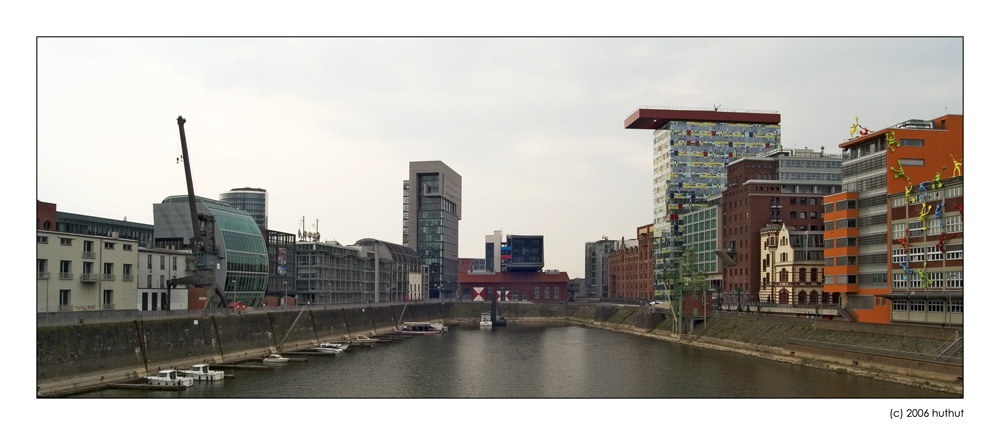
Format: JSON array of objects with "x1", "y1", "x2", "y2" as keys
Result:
[{"x1": 629, "y1": 105, "x2": 780, "y2": 117}]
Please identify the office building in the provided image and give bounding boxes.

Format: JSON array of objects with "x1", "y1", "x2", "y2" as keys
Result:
[
  {"x1": 719, "y1": 148, "x2": 840, "y2": 306},
  {"x1": 584, "y1": 238, "x2": 618, "y2": 298},
  {"x1": 823, "y1": 114, "x2": 962, "y2": 324},
  {"x1": 404, "y1": 161, "x2": 462, "y2": 299},
  {"x1": 220, "y1": 187, "x2": 268, "y2": 229},
  {"x1": 295, "y1": 238, "x2": 428, "y2": 304},
  {"x1": 153, "y1": 195, "x2": 269, "y2": 306},
  {"x1": 37, "y1": 230, "x2": 139, "y2": 313},
  {"x1": 625, "y1": 107, "x2": 781, "y2": 298},
  {"x1": 608, "y1": 224, "x2": 654, "y2": 301}
]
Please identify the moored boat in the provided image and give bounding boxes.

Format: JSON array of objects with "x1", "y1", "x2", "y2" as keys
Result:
[
  {"x1": 311, "y1": 342, "x2": 347, "y2": 353},
  {"x1": 146, "y1": 369, "x2": 194, "y2": 387},
  {"x1": 263, "y1": 354, "x2": 290, "y2": 363},
  {"x1": 480, "y1": 312, "x2": 492, "y2": 328},
  {"x1": 180, "y1": 364, "x2": 225, "y2": 381},
  {"x1": 399, "y1": 321, "x2": 448, "y2": 334}
]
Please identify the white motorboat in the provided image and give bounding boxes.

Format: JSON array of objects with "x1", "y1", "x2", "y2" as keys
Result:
[
  {"x1": 263, "y1": 354, "x2": 290, "y2": 363},
  {"x1": 399, "y1": 322, "x2": 448, "y2": 334},
  {"x1": 146, "y1": 369, "x2": 194, "y2": 387},
  {"x1": 352, "y1": 335, "x2": 380, "y2": 344},
  {"x1": 180, "y1": 364, "x2": 225, "y2": 381},
  {"x1": 311, "y1": 342, "x2": 346, "y2": 353},
  {"x1": 480, "y1": 312, "x2": 492, "y2": 327}
]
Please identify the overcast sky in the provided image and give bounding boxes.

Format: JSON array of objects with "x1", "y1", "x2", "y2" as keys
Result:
[{"x1": 35, "y1": 37, "x2": 962, "y2": 278}]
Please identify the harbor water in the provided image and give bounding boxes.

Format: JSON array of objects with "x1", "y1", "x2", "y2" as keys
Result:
[{"x1": 70, "y1": 323, "x2": 958, "y2": 398}]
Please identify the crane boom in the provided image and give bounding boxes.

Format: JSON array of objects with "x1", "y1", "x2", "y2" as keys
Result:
[{"x1": 170, "y1": 116, "x2": 229, "y2": 311}]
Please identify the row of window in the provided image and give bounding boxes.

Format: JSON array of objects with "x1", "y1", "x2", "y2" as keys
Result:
[
  {"x1": 892, "y1": 271, "x2": 963, "y2": 289},
  {"x1": 891, "y1": 300, "x2": 962, "y2": 313},
  {"x1": 37, "y1": 235, "x2": 134, "y2": 251}
]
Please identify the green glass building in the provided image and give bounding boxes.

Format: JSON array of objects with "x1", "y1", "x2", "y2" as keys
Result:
[{"x1": 154, "y1": 196, "x2": 269, "y2": 305}]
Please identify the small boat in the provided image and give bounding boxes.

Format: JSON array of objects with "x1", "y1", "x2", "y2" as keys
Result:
[
  {"x1": 146, "y1": 369, "x2": 194, "y2": 387},
  {"x1": 263, "y1": 354, "x2": 290, "y2": 363},
  {"x1": 180, "y1": 364, "x2": 225, "y2": 381},
  {"x1": 480, "y1": 312, "x2": 492, "y2": 328},
  {"x1": 310, "y1": 342, "x2": 347, "y2": 353},
  {"x1": 399, "y1": 321, "x2": 448, "y2": 334},
  {"x1": 352, "y1": 335, "x2": 380, "y2": 344}
]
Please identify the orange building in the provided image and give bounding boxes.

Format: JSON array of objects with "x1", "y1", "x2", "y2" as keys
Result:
[
  {"x1": 608, "y1": 224, "x2": 655, "y2": 301},
  {"x1": 823, "y1": 115, "x2": 962, "y2": 324}
]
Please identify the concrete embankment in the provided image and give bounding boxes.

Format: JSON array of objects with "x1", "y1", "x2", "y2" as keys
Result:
[{"x1": 37, "y1": 301, "x2": 962, "y2": 396}]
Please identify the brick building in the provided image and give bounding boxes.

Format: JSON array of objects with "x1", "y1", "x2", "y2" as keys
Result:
[{"x1": 608, "y1": 224, "x2": 654, "y2": 301}]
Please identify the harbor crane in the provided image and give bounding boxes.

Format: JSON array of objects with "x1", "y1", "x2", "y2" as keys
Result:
[{"x1": 167, "y1": 116, "x2": 229, "y2": 311}]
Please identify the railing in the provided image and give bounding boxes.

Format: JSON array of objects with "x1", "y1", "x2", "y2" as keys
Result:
[
  {"x1": 122, "y1": 274, "x2": 134, "y2": 282},
  {"x1": 37, "y1": 272, "x2": 50, "y2": 280},
  {"x1": 80, "y1": 273, "x2": 99, "y2": 282},
  {"x1": 789, "y1": 338, "x2": 963, "y2": 365},
  {"x1": 59, "y1": 272, "x2": 74, "y2": 280},
  {"x1": 631, "y1": 105, "x2": 780, "y2": 116},
  {"x1": 100, "y1": 274, "x2": 116, "y2": 281},
  {"x1": 82, "y1": 251, "x2": 96, "y2": 259}
]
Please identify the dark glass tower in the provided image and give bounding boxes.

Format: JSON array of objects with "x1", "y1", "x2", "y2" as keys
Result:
[
  {"x1": 404, "y1": 161, "x2": 461, "y2": 299},
  {"x1": 220, "y1": 187, "x2": 267, "y2": 229}
]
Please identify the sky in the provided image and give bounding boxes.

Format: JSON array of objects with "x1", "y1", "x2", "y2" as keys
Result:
[{"x1": 34, "y1": 37, "x2": 963, "y2": 279}]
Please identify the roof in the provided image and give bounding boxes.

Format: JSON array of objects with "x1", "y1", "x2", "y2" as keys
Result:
[
  {"x1": 624, "y1": 107, "x2": 780, "y2": 130},
  {"x1": 459, "y1": 270, "x2": 569, "y2": 284}
]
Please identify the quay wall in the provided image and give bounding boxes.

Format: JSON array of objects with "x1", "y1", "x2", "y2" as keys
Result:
[{"x1": 37, "y1": 302, "x2": 962, "y2": 396}]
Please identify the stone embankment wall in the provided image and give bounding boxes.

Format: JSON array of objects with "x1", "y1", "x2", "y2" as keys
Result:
[
  {"x1": 37, "y1": 302, "x2": 451, "y2": 396},
  {"x1": 37, "y1": 302, "x2": 961, "y2": 396}
]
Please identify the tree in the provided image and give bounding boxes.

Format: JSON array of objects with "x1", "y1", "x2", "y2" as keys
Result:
[{"x1": 662, "y1": 249, "x2": 708, "y2": 334}]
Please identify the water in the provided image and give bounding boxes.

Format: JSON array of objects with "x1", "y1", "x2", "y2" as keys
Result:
[{"x1": 70, "y1": 324, "x2": 958, "y2": 398}]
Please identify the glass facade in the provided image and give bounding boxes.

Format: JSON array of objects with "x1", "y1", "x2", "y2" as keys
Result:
[
  {"x1": 160, "y1": 196, "x2": 269, "y2": 305},
  {"x1": 405, "y1": 162, "x2": 461, "y2": 299},
  {"x1": 220, "y1": 188, "x2": 267, "y2": 229}
]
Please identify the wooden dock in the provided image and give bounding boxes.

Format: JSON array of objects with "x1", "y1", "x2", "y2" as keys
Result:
[{"x1": 108, "y1": 382, "x2": 187, "y2": 391}]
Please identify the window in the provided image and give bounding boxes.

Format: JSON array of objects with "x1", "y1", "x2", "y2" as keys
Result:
[
  {"x1": 836, "y1": 275, "x2": 857, "y2": 284},
  {"x1": 949, "y1": 300, "x2": 963, "y2": 313},
  {"x1": 837, "y1": 218, "x2": 857, "y2": 229},
  {"x1": 160, "y1": 275, "x2": 165, "y2": 289},
  {"x1": 160, "y1": 255, "x2": 165, "y2": 270},
  {"x1": 104, "y1": 242, "x2": 115, "y2": 250},
  {"x1": 123, "y1": 244, "x2": 133, "y2": 251},
  {"x1": 945, "y1": 216, "x2": 962, "y2": 233},
  {"x1": 945, "y1": 186, "x2": 963, "y2": 198},
  {"x1": 544, "y1": 287, "x2": 550, "y2": 300},
  {"x1": 909, "y1": 247, "x2": 924, "y2": 262},
  {"x1": 892, "y1": 273, "x2": 907, "y2": 289},
  {"x1": 946, "y1": 271, "x2": 963, "y2": 288},
  {"x1": 946, "y1": 243, "x2": 963, "y2": 260},
  {"x1": 534, "y1": 287, "x2": 540, "y2": 299},
  {"x1": 147, "y1": 254, "x2": 152, "y2": 270},
  {"x1": 172, "y1": 257, "x2": 177, "y2": 271},
  {"x1": 898, "y1": 158, "x2": 924, "y2": 166},
  {"x1": 891, "y1": 223, "x2": 906, "y2": 239},
  {"x1": 59, "y1": 290, "x2": 70, "y2": 307},
  {"x1": 103, "y1": 289, "x2": 114, "y2": 308},
  {"x1": 927, "y1": 245, "x2": 942, "y2": 261},
  {"x1": 798, "y1": 268, "x2": 806, "y2": 282},
  {"x1": 892, "y1": 248, "x2": 906, "y2": 263},
  {"x1": 900, "y1": 139, "x2": 924, "y2": 147},
  {"x1": 824, "y1": 203, "x2": 834, "y2": 213},
  {"x1": 928, "y1": 272, "x2": 943, "y2": 288},
  {"x1": 890, "y1": 197, "x2": 907, "y2": 208},
  {"x1": 910, "y1": 301, "x2": 925, "y2": 312},
  {"x1": 60, "y1": 260, "x2": 71, "y2": 273},
  {"x1": 60, "y1": 238, "x2": 72, "y2": 246},
  {"x1": 908, "y1": 220, "x2": 923, "y2": 237},
  {"x1": 837, "y1": 237, "x2": 857, "y2": 248},
  {"x1": 789, "y1": 211, "x2": 796, "y2": 220},
  {"x1": 927, "y1": 219, "x2": 942, "y2": 236},
  {"x1": 836, "y1": 256, "x2": 857, "y2": 266},
  {"x1": 800, "y1": 212, "x2": 807, "y2": 219},
  {"x1": 83, "y1": 240, "x2": 94, "y2": 252},
  {"x1": 892, "y1": 300, "x2": 907, "y2": 311},
  {"x1": 147, "y1": 275, "x2": 153, "y2": 289},
  {"x1": 790, "y1": 198, "x2": 797, "y2": 205},
  {"x1": 123, "y1": 264, "x2": 132, "y2": 276},
  {"x1": 37, "y1": 235, "x2": 48, "y2": 244}
]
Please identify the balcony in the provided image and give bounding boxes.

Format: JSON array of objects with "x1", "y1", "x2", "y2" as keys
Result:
[
  {"x1": 82, "y1": 251, "x2": 96, "y2": 259},
  {"x1": 80, "y1": 273, "x2": 99, "y2": 282},
  {"x1": 122, "y1": 274, "x2": 135, "y2": 282},
  {"x1": 37, "y1": 272, "x2": 50, "y2": 280},
  {"x1": 101, "y1": 274, "x2": 116, "y2": 281},
  {"x1": 59, "y1": 272, "x2": 74, "y2": 280}
]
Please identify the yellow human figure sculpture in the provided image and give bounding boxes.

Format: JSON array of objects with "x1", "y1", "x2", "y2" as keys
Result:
[
  {"x1": 919, "y1": 203, "x2": 932, "y2": 231},
  {"x1": 951, "y1": 154, "x2": 962, "y2": 177},
  {"x1": 905, "y1": 184, "x2": 915, "y2": 204}
]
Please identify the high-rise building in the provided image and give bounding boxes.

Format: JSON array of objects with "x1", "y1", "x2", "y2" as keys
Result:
[
  {"x1": 584, "y1": 238, "x2": 618, "y2": 298},
  {"x1": 220, "y1": 187, "x2": 268, "y2": 229},
  {"x1": 404, "y1": 161, "x2": 462, "y2": 299},
  {"x1": 625, "y1": 107, "x2": 781, "y2": 299},
  {"x1": 823, "y1": 114, "x2": 963, "y2": 324}
]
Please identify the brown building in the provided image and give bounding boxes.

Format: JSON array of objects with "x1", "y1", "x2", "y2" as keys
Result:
[
  {"x1": 37, "y1": 200, "x2": 57, "y2": 231},
  {"x1": 608, "y1": 224, "x2": 654, "y2": 302},
  {"x1": 459, "y1": 270, "x2": 569, "y2": 302},
  {"x1": 720, "y1": 149, "x2": 841, "y2": 305}
]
